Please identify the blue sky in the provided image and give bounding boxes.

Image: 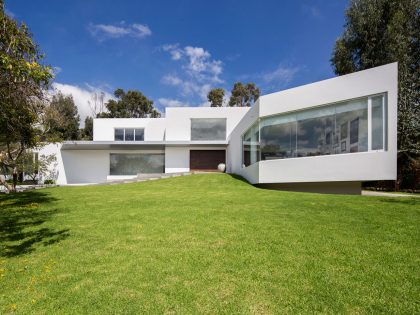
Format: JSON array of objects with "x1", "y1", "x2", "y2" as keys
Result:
[{"x1": 5, "y1": 0, "x2": 349, "y2": 121}]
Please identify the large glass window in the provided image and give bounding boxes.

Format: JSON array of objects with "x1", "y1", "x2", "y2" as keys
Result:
[
  {"x1": 371, "y1": 96, "x2": 384, "y2": 150},
  {"x1": 242, "y1": 94, "x2": 385, "y2": 167},
  {"x1": 260, "y1": 114, "x2": 296, "y2": 160},
  {"x1": 243, "y1": 122, "x2": 260, "y2": 167},
  {"x1": 335, "y1": 98, "x2": 368, "y2": 154},
  {"x1": 296, "y1": 105, "x2": 336, "y2": 157},
  {"x1": 114, "y1": 128, "x2": 145, "y2": 141},
  {"x1": 110, "y1": 154, "x2": 164, "y2": 175},
  {"x1": 191, "y1": 118, "x2": 226, "y2": 141}
]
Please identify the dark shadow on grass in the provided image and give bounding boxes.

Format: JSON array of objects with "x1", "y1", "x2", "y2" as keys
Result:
[
  {"x1": 227, "y1": 173, "x2": 252, "y2": 185},
  {"x1": 378, "y1": 197, "x2": 420, "y2": 206},
  {"x1": 0, "y1": 191, "x2": 70, "y2": 257}
]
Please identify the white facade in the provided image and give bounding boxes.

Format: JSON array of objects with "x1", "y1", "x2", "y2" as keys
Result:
[
  {"x1": 40, "y1": 63, "x2": 398, "y2": 194},
  {"x1": 230, "y1": 63, "x2": 398, "y2": 187}
]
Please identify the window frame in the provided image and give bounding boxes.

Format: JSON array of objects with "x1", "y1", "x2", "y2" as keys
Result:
[{"x1": 114, "y1": 128, "x2": 145, "y2": 141}]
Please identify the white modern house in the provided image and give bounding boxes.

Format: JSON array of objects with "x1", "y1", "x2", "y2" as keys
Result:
[{"x1": 40, "y1": 63, "x2": 398, "y2": 194}]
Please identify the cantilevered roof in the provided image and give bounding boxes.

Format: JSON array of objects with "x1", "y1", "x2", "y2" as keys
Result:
[{"x1": 61, "y1": 141, "x2": 228, "y2": 150}]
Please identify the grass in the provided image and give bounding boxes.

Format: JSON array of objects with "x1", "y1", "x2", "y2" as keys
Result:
[{"x1": 1, "y1": 174, "x2": 419, "y2": 314}]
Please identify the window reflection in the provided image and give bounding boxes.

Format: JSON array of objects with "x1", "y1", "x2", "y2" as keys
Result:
[
  {"x1": 296, "y1": 106, "x2": 335, "y2": 157},
  {"x1": 335, "y1": 99, "x2": 368, "y2": 154},
  {"x1": 110, "y1": 154, "x2": 164, "y2": 175},
  {"x1": 191, "y1": 118, "x2": 226, "y2": 140},
  {"x1": 261, "y1": 114, "x2": 296, "y2": 160},
  {"x1": 242, "y1": 95, "x2": 384, "y2": 167}
]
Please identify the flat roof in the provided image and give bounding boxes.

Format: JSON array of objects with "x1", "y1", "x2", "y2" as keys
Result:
[{"x1": 61, "y1": 141, "x2": 228, "y2": 150}]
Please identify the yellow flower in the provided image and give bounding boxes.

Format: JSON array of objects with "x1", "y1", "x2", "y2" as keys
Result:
[{"x1": 8, "y1": 303, "x2": 17, "y2": 311}]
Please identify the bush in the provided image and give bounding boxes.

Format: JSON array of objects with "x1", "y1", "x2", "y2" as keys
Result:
[{"x1": 44, "y1": 179, "x2": 55, "y2": 185}]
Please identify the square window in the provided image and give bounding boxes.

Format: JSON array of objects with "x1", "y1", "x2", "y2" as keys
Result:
[
  {"x1": 125, "y1": 128, "x2": 135, "y2": 141},
  {"x1": 114, "y1": 129, "x2": 124, "y2": 141},
  {"x1": 135, "y1": 129, "x2": 144, "y2": 141}
]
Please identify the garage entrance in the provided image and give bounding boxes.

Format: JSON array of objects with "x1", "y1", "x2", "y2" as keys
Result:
[{"x1": 189, "y1": 150, "x2": 226, "y2": 171}]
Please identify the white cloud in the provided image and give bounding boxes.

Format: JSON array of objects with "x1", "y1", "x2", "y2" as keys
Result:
[
  {"x1": 88, "y1": 22, "x2": 152, "y2": 40},
  {"x1": 51, "y1": 83, "x2": 114, "y2": 127},
  {"x1": 157, "y1": 98, "x2": 190, "y2": 108},
  {"x1": 162, "y1": 44, "x2": 223, "y2": 83},
  {"x1": 161, "y1": 74, "x2": 212, "y2": 101},
  {"x1": 161, "y1": 74, "x2": 183, "y2": 86},
  {"x1": 162, "y1": 44, "x2": 183, "y2": 60},
  {"x1": 160, "y1": 44, "x2": 225, "y2": 106},
  {"x1": 262, "y1": 65, "x2": 300, "y2": 85}
]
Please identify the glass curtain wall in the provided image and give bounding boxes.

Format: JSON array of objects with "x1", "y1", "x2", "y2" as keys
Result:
[
  {"x1": 260, "y1": 113, "x2": 296, "y2": 160},
  {"x1": 110, "y1": 154, "x2": 164, "y2": 175},
  {"x1": 242, "y1": 122, "x2": 260, "y2": 167},
  {"x1": 242, "y1": 94, "x2": 385, "y2": 167}
]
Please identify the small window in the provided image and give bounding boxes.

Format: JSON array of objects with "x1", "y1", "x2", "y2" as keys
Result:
[
  {"x1": 191, "y1": 118, "x2": 226, "y2": 140},
  {"x1": 115, "y1": 129, "x2": 124, "y2": 141},
  {"x1": 135, "y1": 129, "x2": 144, "y2": 141},
  {"x1": 125, "y1": 129, "x2": 135, "y2": 141},
  {"x1": 114, "y1": 128, "x2": 145, "y2": 141}
]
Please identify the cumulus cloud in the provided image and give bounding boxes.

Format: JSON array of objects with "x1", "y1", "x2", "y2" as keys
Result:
[
  {"x1": 51, "y1": 83, "x2": 114, "y2": 127},
  {"x1": 162, "y1": 44, "x2": 223, "y2": 83},
  {"x1": 88, "y1": 22, "x2": 152, "y2": 40},
  {"x1": 160, "y1": 44, "x2": 224, "y2": 108}
]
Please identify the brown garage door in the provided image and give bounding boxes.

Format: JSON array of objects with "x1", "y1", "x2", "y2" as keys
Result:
[{"x1": 190, "y1": 150, "x2": 226, "y2": 171}]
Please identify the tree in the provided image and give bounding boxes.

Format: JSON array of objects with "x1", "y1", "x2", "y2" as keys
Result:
[
  {"x1": 207, "y1": 88, "x2": 225, "y2": 107},
  {"x1": 331, "y1": 0, "x2": 420, "y2": 189},
  {"x1": 0, "y1": 1, "x2": 53, "y2": 190},
  {"x1": 16, "y1": 151, "x2": 56, "y2": 183},
  {"x1": 88, "y1": 91, "x2": 105, "y2": 117},
  {"x1": 228, "y1": 82, "x2": 260, "y2": 107},
  {"x1": 98, "y1": 89, "x2": 161, "y2": 118},
  {"x1": 45, "y1": 92, "x2": 80, "y2": 140},
  {"x1": 81, "y1": 116, "x2": 93, "y2": 140}
]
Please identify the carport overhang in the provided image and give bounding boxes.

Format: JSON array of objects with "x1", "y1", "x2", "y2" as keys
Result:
[{"x1": 61, "y1": 140, "x2": 229, "y2": 150}]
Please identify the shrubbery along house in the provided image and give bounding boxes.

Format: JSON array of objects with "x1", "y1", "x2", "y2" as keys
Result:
[{"x1": 40, "y1": 63, "x2": 398, "y2": 194}]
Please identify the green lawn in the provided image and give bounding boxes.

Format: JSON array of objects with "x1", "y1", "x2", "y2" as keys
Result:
[{"x1": 1, "y1": 174, "x2": 419, "y2": 314}]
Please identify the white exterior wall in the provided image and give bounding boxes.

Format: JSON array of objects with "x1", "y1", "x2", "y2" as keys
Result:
[
  {"x1": 228, "y1": 63, "x2": 398, "y2": 184},
  {"x1": 165, "y1": 147, "x2": 190, "y2": 173},
  {"x1": 59, "y1": 149, "x2": 164, "y2": 184},
  {"x1": 93, "y1": 118, "x2": 166, "y2": 141},
  {"x1": 226, "y1": 102, "x2": 260, "y2": 183},
  {"x1": 36, "y1": 143, "x2": 64, "y2": 184},
  {"x1": 165, "y1": 107, "x2": 249, "y2": 141}
]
